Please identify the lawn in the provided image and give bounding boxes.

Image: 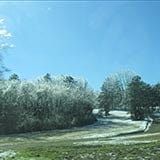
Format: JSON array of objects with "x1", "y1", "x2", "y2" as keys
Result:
[
  {"x1": 0, "y1": 112, "x2": 160, "y2": 160},
  {"x1": 6, "y1": 139, "x2": 160, "y2": 160}
]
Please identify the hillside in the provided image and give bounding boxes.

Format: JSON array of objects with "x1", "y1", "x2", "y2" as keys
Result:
[{"x1": 0, "y1": 110, "x2": 159, "y2": 160}]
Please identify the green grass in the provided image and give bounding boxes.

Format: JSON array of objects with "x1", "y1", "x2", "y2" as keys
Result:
[
  {"x1": 11, "y1": 141, "x2": 160, "y2": 160},
  {"x1": 1, "y1": 123, "x2": 160, "y2": 160}
]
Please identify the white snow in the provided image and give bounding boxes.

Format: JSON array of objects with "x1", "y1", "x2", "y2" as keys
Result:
[
  {"x1": 0, "y1": 150, "x2": 16, "y2": 159},
  {"x1": 74, "y1": 140, "x2": 158, "y2": 145},
  {"x1": 72, "y1": 111, "x2": 156, "y2": 145},
  {"x1": 92, "y1": 109, "x2": 100, "y2": 114},
  {"x1": 109, "y1": 110, "x2": 131, "y2": 118},
  {"x1": 0, "y1": 110, "x2": 153, "y2": 147},
  {"x1": 45, "y1": 110, "x2": 150, "y2": 142}
]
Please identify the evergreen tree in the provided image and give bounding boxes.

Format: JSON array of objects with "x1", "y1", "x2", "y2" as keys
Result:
[
  {"x1": 152, "y1": 83, "x2": 160, "y2": 112},
  {"x1": 43, "y1": 73, "x2": 51, "y2": 82},
  {"x1": 127, "y1": 76, "x2": 153, "y2": 120},
  {"x1": 9, "y1": 73, "x2": 20, "y2": 81}
]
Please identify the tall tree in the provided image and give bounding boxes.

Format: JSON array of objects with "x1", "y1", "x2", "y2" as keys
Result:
[
  {"x1": 127, "y1": 76, "x2": 153, "y2": 120},
  {"x1": 98, "y1": 70, "x2": 135, "y2": 115},
  {"x1": 152, "y1": 83, "x2": 160, "y2": 111}
]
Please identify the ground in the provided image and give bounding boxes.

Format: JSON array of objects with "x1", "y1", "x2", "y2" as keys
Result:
[{"x1": 0, "y1": 110, "x2": 159, "y2": 160}]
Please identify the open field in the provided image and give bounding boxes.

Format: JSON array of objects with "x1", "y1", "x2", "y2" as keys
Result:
[{"x1": 0, "y1": 111, "x2": 159, "y2": 160}]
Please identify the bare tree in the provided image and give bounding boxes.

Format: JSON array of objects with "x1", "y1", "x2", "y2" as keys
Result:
[{"x1": 99, "y1": 69, "x2": 136, "y2": 114}]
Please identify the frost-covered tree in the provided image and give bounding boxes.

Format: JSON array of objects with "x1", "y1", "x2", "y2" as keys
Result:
[
  {"x1": 0, "y1": 75, "x2": 96, "y2": 134},
  {"x1": 0, "y1": 18, "x2": 14, "y2": 78},
  {"x1": 98, "y1": 70, "x2": 136, "y2": 115},
  {"x1": 9, "y1": 73, "x2": 20, "y2": 81},
  {"x1": 43, "y1": 73, "x2": 51, "y2": 82},
  {"x1": 0, "y1": 80, "x2": 20, "y2": 134}
]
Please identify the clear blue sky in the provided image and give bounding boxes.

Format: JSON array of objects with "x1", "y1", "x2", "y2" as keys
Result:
[{"x1": 1, "y1": 1, "x2": 160, "y2": 90}]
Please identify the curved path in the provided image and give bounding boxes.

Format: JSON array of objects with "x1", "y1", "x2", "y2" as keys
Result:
[
  {"x1": 0, "y1": 110, "x2": 151, "y2": 148},
  {"x1": 44, "y1": 110, "x2": 149, "y2": 141}
]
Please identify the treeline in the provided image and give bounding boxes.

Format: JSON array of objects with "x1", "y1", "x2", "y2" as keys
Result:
[
  {"x1": 1, "y1": 70, "x2": 160, "y2": 135},
  {"x1": 98, "y1": 70, "x2": 160, "y2": 121},
  {"x1": 0, "y1": 74, "x2": 96, "y2": 134}
]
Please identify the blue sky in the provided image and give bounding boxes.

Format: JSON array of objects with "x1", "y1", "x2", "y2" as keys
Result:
[{"x1": 1, "y1": 1, "x2": 160, "y2": 90}]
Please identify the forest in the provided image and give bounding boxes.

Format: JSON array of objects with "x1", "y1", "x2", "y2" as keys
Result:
[{"x1": 0, "y1": 70, "x2": 160, "y2": 135}]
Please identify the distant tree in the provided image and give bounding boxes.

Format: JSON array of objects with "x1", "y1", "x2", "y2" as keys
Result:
[
  {"x1": 152, "y1": 83, "x2": 160, "y2": 111},
  {"x1": 98, "y1": 70, "x2": 135, "y2": 115},
  {"x1": 43, "y1": 73, "x2": 51, "y2": 82},
  {"x1": 127, "y1": 76, "x2": 153, "y2": 120},
  {"x1": 115, "y1": 70, "x2": 136, "y2": 110},
  {"x1": 98, "y1": 77, "x2": 116, "y2": 115},
  {"x1": 63, "y1": 75, "x2": 77, "y2": 88},
  {"x1": 9, "y1": 73, "x2": 20, "y2": 81}
]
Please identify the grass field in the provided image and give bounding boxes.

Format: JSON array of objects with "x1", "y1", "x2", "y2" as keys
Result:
[
  {"x1": 0, "y1": 112, "x2": 160, "y2": 160},
  {"x1": 1, "y1": 129, "x2": 160, "y2": 160}
]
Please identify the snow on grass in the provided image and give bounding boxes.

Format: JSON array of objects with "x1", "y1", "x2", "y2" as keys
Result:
[
  {"x1": 45, "y1": 110, "x2": 149, "y2": 141},
  {"x1": 92, "y1": 109, "x2": 100, "y2": 115},
  {"x1": 114, "y1": 132, "x2": 160, "y2": 141},
  {"x1": 109, "y1": 110, "x2": 131, "y2": 118},
  {"x1": 0, "y1": 150, "x2": 16, "y2": 159},
  {"x1": 73, "y1": 110, "x2": 158, "y2": 146},
  {"x1": 108, "y1": 110, "x2": 148, "y2": 130},
  {"x1": 74, "y1": 139, "x2": 158, "y2": 145},
  {"x1": 74, "y1": 130, "x2": 160, "y2": 145},
  {"x1": 0, "y1": 110, "x2": 152, "y2": 147}
]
